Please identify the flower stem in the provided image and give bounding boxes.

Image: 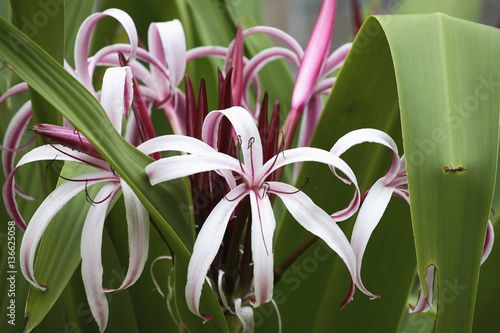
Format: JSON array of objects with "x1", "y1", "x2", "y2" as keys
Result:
[{"x1": 274, "y1": 234, "x2": 318, "y2": 284}]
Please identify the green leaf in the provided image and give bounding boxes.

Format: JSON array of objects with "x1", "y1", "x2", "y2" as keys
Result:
[
  {"x1": 9, "y1": 0, "x2": 64, "y2": 193},
  {"x1": 380, "y1": 13, "x2": 500, "y2": 332},
  {"x1": 272, "y1": 13, "x2": 500, "y2": 333},
  {"x1": 0, "y1": 17, "x2": 228, "y2": 332},
  {"x1": 395, "y1": 0, "x2": 483, "y2": 22}
]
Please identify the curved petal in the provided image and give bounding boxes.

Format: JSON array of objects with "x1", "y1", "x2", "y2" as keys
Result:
[
  {"x1": 202, "y1": 107, "x2": 263, "y2": 169},
  {"x1": 146, "y1": 153, "x2": 241, "y2": 187},
  {"x1": 16, "y1": 144, "x2": 109, "y2": 171},
  {"x1": 148, "y1": 20, "x2": 186, "y2": 88},
  {"x1": 330, "y1": 128, "x2": 400, "y2": 183},
  {"x1": 137, "y1": 135, "x2": 218, "y2": 156},
  {"x1": 4, "y1": 145, "x2": 109, "y2": 229},
  {"x1": 104, "y1": 179, "x2": 149, "y2": 291},
  {"x1": 20, "y1": 172, "x2": 115, "y2": 290},
  {"x1": 242, "y1": 26, "x2": 304, "y2": 59},
  {"x1": 3, "y1": 167, "x2": 28, "y2": 230},
  {"x1": 0, "y1": 82, "x2": 29, "y2": 104},
  {"x1": 481, "y1": 219, "x2": 494, "y2": 265},
  {"x1": 81, "y1": 182, "x2": 121, "y2": 333},
  {"x1": 100, "y1": 66, "x2": 133, "y2": 133},
  {"x1": 234, "y1": 298, "x2": 254, "y2": 333},
  {"x1": 249, "y1": 191, "x2": 275, "y2": 306},
  {"x1": 2, "y1": 101, "x2": 35, "y2": 200},
  {"x1": 75, "y1": 9, "x2": 137, "y2": 93},
  {"x1": 260, "y1": 147, "x2": 356, "y2": 186},
  {"x1": 409, "y1": 265, "x2": 436, "y2": 313},
  {"x1": 259, "y1": 147, "x2": 360, "y2": 221},
  {"x1": 350, "y1": 178, "x2": 393, "y2": 298},
  {"x1": 242, "y1": 47, "x2": 300, "y2": 94},
  {"x1": 323, "y1": 42, "x2": 352, "y2": 75},
  {"x1": 186, "y1": 184, "x2": 248, "y2": 319},
  {"x1": 268, "y1": 181, "x2": 369, "y2": 305}
]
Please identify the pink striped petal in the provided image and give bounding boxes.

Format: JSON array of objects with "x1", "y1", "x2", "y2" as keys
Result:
[
  {"x1": 20, "y1": 172, "x2": 115, "y2": 290},
  {"x1": 3, "y1": 145, "x2": 110, "y2": 230},
  {"x1": 268, "y1": 181, "x2": 364, "y2": 306},
  {"x1": 1, "y1": 101, "x2": 35, "y2": 200},
  {"x1": 350, "y1": 178, "x2": 392, "y2": 298},
  {"x1": 260, "y1": 147, "x2": 360, "y2": 221},
  {"x1": 323, "y1": 42, "x2": 352, "y2": 75},
  {"x1": 16, "y1": 144, "x2": 109, "y2": 170},
  {"x1": 203, "y1": 107, "x2": 263, "y2": 169},
  {"x1": 242, "y1": 26, "x2": 304, "y2": 59},
  {"x1": 146, "y1": 153, "x2": 241, "y2": 186},
  {"x1": 81, "y1": 182, "x2": 121, "y2": 333},
  {"x1": 104, "y1": 179, "x2": 149, "y2": 291},
  {"x1": 482, "y1": 220, "x2": 494, "y2": 264},
  {"x1": 249, "y1": 191, "x2": 275, "y2": 306},
  {"x1": 330, "y1": 128, "x2": 400, "y2": 184},
  {"x1": 75, "y1": 9, "x2": 137, "y2": 93},
  {"x1": 409, "y1": 265, "x2": 436, "y2": 313},
  {"x1": 138, "y1": 135, "x2": 218, "y2": 156},
  {"x1": 148, "y1": 20, "x2": 186, "y2": 88},
  {"x1": 0, "y1": 82, "x2": 29, "y2": 103},
  {"x1": 100, "y1": 66, "x2": 134, "y2": 133},
  {"x1": 186, "y1": 184, "x2": 248, "y2": 319}
]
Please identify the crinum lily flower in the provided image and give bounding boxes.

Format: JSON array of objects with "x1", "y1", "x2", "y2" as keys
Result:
[
  {"x1": 330, "y1": 128, "x2": 495, "y2": 312},
  {"x1": 140, "y1": 106, "x2": 375, "y2": 319},
  {"x1": 3, "y1": 67, "x2": 149, "y2": 333}
]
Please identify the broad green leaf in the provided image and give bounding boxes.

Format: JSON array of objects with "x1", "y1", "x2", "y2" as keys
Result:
[
  {"x1": 395, "y1": 0, "x2": 483, "y2": 22},
  {"x1": 10, "y1": 0, "x2": 64, "y2": 192},
  {"x1": 272, "y1": 13, "x2": 500, "y2": 333},
  {"x1": 9, "y1": 0, "x2": 64, "y2": 125},
  {"x1": 223, "y1": 0, "x2": 263, "y2": 25},
  {"x1": 0, "y1": 18, "x2": 229, "y2": 332},
  {"x1": 183, "y1": 0, "x2": 237, "y2": 46},
  {"x1": 382, "y1": 13, "x2": 500, "y2": 332}
]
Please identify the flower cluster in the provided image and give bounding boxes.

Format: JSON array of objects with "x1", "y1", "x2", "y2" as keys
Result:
[{"x1": 1, "y1": 0, "x2": 494, "y2": 332}]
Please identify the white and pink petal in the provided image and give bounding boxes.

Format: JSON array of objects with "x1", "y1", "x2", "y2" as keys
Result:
[
  {"x1": 81, "y1": 182, "x2": 121, "y2": 333},
  {"x1": 186, "y1": 184, "x2": 248, "y2": 319},
  {"x1": 249, "y1": 191, "x2": 275, "y2": 306}
]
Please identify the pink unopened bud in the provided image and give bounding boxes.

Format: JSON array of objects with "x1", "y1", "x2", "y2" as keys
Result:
[{"x1": 32, "y1": 124, "x2": 104, "y2": 160}]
